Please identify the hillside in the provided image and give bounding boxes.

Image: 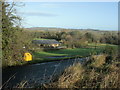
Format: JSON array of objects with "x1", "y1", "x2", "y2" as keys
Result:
[
  {"x1": 24, "y1": 27, "x2": 118, "y2": 39},
  {"x1": 24, "y1": 27, "x2": 117, "y2": 32}
]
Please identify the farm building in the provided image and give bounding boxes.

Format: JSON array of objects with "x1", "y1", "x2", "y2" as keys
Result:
[{"x1": 32, "y1": 39, "x2": 61, "y2": 48}]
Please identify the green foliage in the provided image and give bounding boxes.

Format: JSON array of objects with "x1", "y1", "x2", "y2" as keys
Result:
[
  {"x1": 29, "y1": 29, "x2": 118, "y2": 49},
  {"x1": 100, "y1": 32, "x2": 118, "y2": 45},
  {"x1": 103, "y1": 45, "x2": 118, "y2": 55},
  {"x1": 2, "y1": 2, "x2": 32, "y2": 67}
]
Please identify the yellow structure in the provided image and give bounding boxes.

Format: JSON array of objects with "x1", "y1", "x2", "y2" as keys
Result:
[
  {"x1": 51, "y1": 44, "x2": 59, "y2": 47},
  {"x1": 23, "y1": 53, "x2": 32, "y2": 61}
]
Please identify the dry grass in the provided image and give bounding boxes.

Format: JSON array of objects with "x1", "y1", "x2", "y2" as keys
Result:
[
  {"x1": 45, "y1": 54, "x2": 120, "y2": 88},
  {"x1": 44, "y1": 63, "x2": 84, "y2": 88},
  {"x1": 90, "y1": 54, "x2": 107, "y2": 67},
  {"x1": 57, "y1": 63, "x2": 84, "y2": 88},
  {"x1": 100, "y1": 70, "x2": 120, "y2": 88},
  {"x1": 16, "y1": 80, "x2": 28, "y2": 88}
]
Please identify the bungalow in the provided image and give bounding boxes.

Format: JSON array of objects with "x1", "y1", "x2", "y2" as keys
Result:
[{"x1": 32, "y1": 39, "x2": 61, "y2": 48}]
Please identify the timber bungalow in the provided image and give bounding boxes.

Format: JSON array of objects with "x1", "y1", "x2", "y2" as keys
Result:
[{"x1": 32, "y1": 39, "x2": 61, "y2": 48}]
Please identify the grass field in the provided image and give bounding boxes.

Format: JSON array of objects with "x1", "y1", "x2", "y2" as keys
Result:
[
  {"x1": 33, "y1": 48, "x2": 98, "y2": 59},
  {"x1": 46, "y1": 48, "x2": 100, "y2": 56},
  {"x1": 31, "y1": 43, "x2": 118, "y2": 64}
]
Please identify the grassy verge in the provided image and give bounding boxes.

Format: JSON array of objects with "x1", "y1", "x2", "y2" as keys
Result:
[
  {"x1": 28, "y1": 55, "x2": 82, "y2": 65},
  {"x1": 44, "y1": 54, "x2": 120, "y2": 88}
]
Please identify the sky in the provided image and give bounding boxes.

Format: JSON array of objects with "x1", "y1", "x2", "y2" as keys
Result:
[{"x1": 16, "y1": 2, "x2": 118, "y2": 31}]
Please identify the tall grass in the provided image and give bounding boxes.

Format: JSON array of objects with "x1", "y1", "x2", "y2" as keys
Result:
[{"x1": 45, "y1": 54, "x2": 120, "y2": 88}]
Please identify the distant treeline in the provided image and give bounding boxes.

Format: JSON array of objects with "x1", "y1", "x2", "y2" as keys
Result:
[{"x1": 25, "y1": 29, "x2": 119, "y2": 48}]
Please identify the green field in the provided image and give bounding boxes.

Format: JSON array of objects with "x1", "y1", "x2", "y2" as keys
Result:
[
  {"x1": 46, "y1": 48, "x2": 100, "y2": 56},
  {"x1": 31, "y1": 43, "x2": 118, "y2": 64},
  {"x1": 88, "y1": 43, "x2": 117, "y2": 48}
]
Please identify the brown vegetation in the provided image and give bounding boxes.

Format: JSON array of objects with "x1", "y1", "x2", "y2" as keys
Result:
[{"x1": 44, "y1": 54, "x2": 120, "y2": 88}]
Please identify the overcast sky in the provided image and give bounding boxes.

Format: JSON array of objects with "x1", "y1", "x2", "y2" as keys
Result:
[{"x1": 17, "y1": 2, "x2": 118, "y2": 31}]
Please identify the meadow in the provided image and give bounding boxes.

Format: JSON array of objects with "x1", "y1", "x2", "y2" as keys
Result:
[{"x1": 30, "y1": 43, "x2": 118, "y2": 64}]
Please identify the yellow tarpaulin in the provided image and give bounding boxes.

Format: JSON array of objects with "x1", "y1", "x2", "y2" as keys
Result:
[{"x1": 23, "y1": 53, "x2": 32, "y2": 61}]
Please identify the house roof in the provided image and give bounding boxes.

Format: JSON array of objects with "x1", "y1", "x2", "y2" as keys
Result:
[{"x1": 32, "y1": 39, "x2": 61, "y2": 44}]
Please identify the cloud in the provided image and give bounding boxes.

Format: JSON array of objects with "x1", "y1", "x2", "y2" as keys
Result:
[{"x1": 18, "y1": 11, "x2": 58, "y2": 17}]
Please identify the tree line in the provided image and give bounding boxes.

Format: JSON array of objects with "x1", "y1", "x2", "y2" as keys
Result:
[{"x1": 27, "y1": 30, "x2": 119, "y2": 48}]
